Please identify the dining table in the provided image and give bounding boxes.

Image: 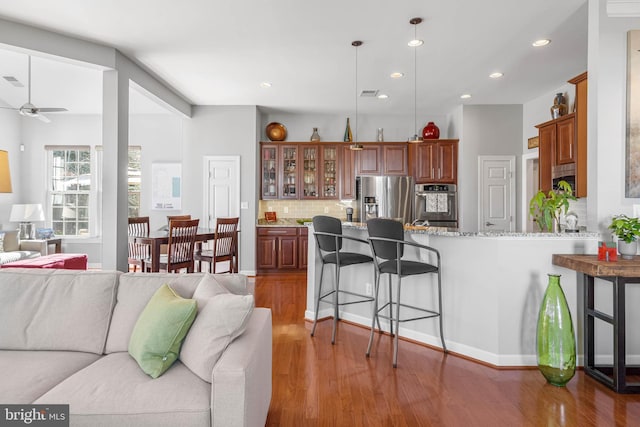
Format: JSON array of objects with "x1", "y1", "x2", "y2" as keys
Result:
[{"x1": 131, "y1": 227, "x2": 217, "y2": 273}]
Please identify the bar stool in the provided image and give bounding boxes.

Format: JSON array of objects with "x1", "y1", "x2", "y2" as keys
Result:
[
  {"x1": 311, "y1": 215, "x2": 376, "y2": 344},
  {"x1": 366, "y1": 218, "x2": 447, "y2": 367}
]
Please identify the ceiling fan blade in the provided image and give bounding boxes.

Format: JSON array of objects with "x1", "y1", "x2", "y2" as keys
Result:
[
  {"x1": 0, "y1": 106, "x2": 19, "y2": 110},
  {"x1": 38, "y1": 108, "x2": 68, "y2": 113},
  {"x1": 36, "y1": 113, "x2": 51, "y2": 123}
]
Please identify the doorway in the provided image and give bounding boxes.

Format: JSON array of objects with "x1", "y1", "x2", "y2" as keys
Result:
[
  {"x1": 478, "y1": 156, "x2": 516, "y2": 232},
  {"x1": 521, "y1": 153, "x2": 539, "y2": 232},
  {"x1": 202, "y1": 156, "x2": 240, "y2": 228}
]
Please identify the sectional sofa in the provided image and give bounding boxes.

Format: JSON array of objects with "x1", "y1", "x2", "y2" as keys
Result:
[{"x1": 0, "y1": 269, "x2": 272, "y2": 427}]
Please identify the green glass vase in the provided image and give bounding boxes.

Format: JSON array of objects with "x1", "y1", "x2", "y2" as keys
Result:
[{"x1": 536, "y1": 274, "x2": 576, "y2": 386}]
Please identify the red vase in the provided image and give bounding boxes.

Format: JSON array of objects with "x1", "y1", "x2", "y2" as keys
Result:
[{"x1": 422, "y1": 122, "x2": 440, "y2": 139}]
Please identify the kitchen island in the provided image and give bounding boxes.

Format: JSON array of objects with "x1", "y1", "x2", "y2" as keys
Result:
[{"x1": 306, "y1": 223, "x2": 600, "y2": 367}]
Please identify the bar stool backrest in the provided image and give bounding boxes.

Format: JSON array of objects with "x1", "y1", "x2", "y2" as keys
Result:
[
  {"x1": 367, "y1": 218, "x2": 405, "y2": 259},
  {"x1": 312, "y1": 216, "x2": 343, "y2": 252}
]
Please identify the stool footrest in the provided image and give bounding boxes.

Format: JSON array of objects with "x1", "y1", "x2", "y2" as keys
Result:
[
  {"x1": 320, "y1": 289, "x2": 374, "y2": 306},
  {"x1": 376, "y1": 301, "x2": 440, "y2": 323}
]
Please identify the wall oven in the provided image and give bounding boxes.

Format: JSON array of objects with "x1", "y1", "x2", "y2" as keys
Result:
[{"x1": 414, "y1": 183, "x2": 458, "y2": 228}]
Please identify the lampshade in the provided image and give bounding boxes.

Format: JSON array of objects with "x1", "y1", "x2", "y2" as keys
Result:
[
  {"x1": 0, "y1": 150, "x2": 11, "y2": 193},
  {"x1": 10, "y1": 204, "x2": 45, "y2": 222}
]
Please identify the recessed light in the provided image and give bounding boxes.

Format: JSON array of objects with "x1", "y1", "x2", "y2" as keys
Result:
[
  {"x1": 260, "y1": 82, "x2": 272, "y2": 88},
  {"x1": 489, "y1": 72, "x2": 504, "y2": 79},
  {"x1": 532, "y1": 39, "x2": 551, "y2": 47},
  {"x1": 378, "y1": 94, "x2": 389, "y2": 99},
  {"x1": 408, "y1": 39, "x2": 424, "y2": 47},
  {"x1": 390, "y1": 72, "x2": 404, "y2": 79},
  {"x1": 460, "y1": 94, "x2": 472, "y2": 99}
]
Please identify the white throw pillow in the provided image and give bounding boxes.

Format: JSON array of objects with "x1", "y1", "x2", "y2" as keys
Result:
[{"x1": 180, "y1": 293, "x2": 254, "y2": 382}]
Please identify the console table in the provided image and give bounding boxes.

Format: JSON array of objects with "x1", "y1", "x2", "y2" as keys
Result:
[{"x1": 553, "y1": 254, "x2": 640, "y2": 393}]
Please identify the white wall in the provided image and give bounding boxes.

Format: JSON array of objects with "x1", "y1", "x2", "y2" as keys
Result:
[
  {"x1": 0, "y1": 110, "x2": 21, "y2": 230},
  {"x1": 259, "y1": 112, "x2": 450, "y2": 142},
  {"x1": 181, "y1": 106, "x2": 259, "y2": 275},
  {"x1": 459, "y1": 105, "x2": 523, "y2": 232},
  {"x1": 588, "y1": 0, "x2": 639, "y2": 234},
  {"x1": 129, "y1": 114, "x2": 183, "y2": 230}
]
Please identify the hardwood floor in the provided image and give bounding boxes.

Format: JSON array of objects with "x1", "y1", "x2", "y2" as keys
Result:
[{"x1": 253, "y1": 273, "x2": 640, "y2": 426}]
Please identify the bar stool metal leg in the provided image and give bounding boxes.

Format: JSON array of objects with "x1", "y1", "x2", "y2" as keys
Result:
[
  {"x1": 387, "y1": 274, "x2": 394, "y2": 336},
  {"x1": 393, "y1": 275, "x2": 402, "y2": 368},
  {"x1": 366, "y1": 269, "x2": 381, "y2": 357},
  {"x1": 311, "y1": 262, "x2": 326, "y2": 337},
  {"x1": 437, "y1": 269, "x2": 447, "y2": 353},
  {"x1": 332, "y1": 263, "x2": 340, "y2": 344}
]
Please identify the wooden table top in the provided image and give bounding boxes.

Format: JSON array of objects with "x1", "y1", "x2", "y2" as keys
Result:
[{"x1": 553, "y1": 254, "x2": 640, "y2": 277}]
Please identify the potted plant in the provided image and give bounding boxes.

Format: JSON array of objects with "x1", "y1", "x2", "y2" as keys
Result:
[
  {"x1": 609, "y1": 214, "x2": 640, "y2": 259},
  {"x1": 529, "y1": 180, "x2": 577, "y2": 232}
]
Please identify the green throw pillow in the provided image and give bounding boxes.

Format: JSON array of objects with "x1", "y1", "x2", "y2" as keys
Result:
[{"x1": 128, "y1": 284, "x2": 197, "y2": 378}]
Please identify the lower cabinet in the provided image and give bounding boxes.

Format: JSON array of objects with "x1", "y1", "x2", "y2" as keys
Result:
[{"x1": 257, "y1": 227, "x2": 308, "y2": 273}]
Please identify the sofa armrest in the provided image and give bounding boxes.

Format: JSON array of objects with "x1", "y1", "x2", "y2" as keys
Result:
[{"x1": 211, "y1": 307, "x2": 272, "y2": 427}]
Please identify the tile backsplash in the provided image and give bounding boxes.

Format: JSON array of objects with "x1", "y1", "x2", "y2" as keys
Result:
[{"x1": 258, "y1": 200, "x2": 359, "y2": 221}]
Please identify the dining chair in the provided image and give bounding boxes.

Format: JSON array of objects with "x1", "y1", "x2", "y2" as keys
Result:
[
  {"x1": 167, "y1": 214, "x2": 191, "y2": 226},
  {"x1": 366, "y1": 217, "x2": 447, "y2": 368},
  {"x1": 127, "y1": 216, "x2": 150, "y2": 272},
  {"x1": 310, "y1": 215, "x2": 376, "y2": 344},
  {"x1": 144, "y1": 218, "x2": 199, "y2": 273},
  {"x1": 194, "y1": 217, "x2": 239, "y2": 273}
]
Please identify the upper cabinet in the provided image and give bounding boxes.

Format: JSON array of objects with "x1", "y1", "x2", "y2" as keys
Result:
[
  {"x1": 536, "y1": 72, "x2": 587, "y2": 197},
  {"x1": 355, "y1": 144, "x2": 408, "y2": 176},
  {"x1": 409, "y1": 139, "x2": 458, "y2": 184}
]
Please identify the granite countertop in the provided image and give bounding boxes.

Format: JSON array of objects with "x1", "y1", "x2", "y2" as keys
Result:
[
  {"x1": 256, "y1": 218, "x2": 599, "y2": 238},
  {"x1": 341, "y1": 222, "x2": 600, "y2": 238}
]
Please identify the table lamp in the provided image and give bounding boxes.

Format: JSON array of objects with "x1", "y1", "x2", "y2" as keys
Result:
[{"x1": 10, "y1": 204, "x2": 45, "y2": 240}]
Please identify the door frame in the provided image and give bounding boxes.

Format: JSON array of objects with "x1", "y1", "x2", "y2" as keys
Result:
[
  {"x1": 477, "y1": 155, "x2": 516, "y2": 232},
  {"x1": 521, "y1": 152, "x2": 538, "y2": 232},
  {"x1": 202, "y1": 155, "x2": 241, "y2": 228}
]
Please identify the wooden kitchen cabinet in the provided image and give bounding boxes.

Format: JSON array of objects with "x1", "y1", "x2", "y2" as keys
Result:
[
  {"x1": 536, "y1": 72, "x2": 588, "y2": 197},
  {"x1": 355, "y1": 145, "x2": 381, "y2": 175},
  {"x1": 355, "y1": 144, "x2": 409, "y2": 176},
  {"x1": 409, "y1": 139, "x2": 458, "y2": 184},
  {"x1": 536, "y1": 113, "x2": 576, "y2": 194},
  {"x1": 257, "y1": 227, "x2": 308, "y2": 273},
  {"x1": 340, "y1": 145, "x2": 356, "y2": 199},
  {"x1": 382, "y1": 145, "x2": 409, "y2": 175}
]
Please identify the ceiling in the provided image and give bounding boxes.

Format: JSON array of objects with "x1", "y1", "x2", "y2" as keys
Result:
[{"x1": 0, "y1": 0, "x2": 588, "y2": 117}]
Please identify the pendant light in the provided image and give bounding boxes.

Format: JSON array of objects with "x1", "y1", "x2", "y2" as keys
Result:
[
  {"x1": 350, "y1": 40, "x2": 364, "y2": 151},
  {"x1": 408, "y1": 18, "x2": 423, "y2": 143}
]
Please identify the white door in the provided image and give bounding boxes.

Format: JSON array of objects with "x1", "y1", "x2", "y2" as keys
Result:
[
  {"x1": 478, "y1": 156, "x2": 515, "y2": 232},
  {"x1": 203, "y1": 156, "x2": 240, "y2": 229}
]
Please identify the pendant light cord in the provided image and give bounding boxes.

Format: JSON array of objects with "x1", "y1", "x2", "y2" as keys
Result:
[
  {"x1": 355, "y1": 42, "x2": 359, "y2": 143},
  {"x1": 413, "y1": 26, "x2": 417, "y2": 137}
]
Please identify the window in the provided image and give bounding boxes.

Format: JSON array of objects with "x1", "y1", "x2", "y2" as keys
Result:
[
  {"x1": 46, "y1": 146, "x2": 142, "y2": 237},
  {"x1": 47, "y1": 147, "x2": 92, "y2": 236},
  {"x1": 127, "y1": 147, "x2": 142, "y2": 217}
]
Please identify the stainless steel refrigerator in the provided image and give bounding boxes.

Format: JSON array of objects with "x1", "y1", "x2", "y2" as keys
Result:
[{"x1": 357, "y1": 176, "x2": 414, "y2": 224}]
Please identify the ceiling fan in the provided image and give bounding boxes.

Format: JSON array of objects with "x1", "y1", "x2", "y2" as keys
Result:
[{"x1": 0, "y1": 55, "x2": 67, "y2": 123}]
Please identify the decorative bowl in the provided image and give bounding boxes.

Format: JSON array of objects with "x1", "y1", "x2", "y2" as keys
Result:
[{"x1": 266, "y1": 122, "x2": 287, "y2": 141}]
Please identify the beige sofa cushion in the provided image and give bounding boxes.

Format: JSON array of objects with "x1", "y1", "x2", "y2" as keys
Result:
[
  {"x1": 0, "y1": 269, "x2": 119, "y2": 354},
  {"x1": 180, "y1": 293, "x2": 254, "y2": 382},
  {"x1": 34, "y1": 352, "x2": 211, "y2": 427},
  {"x1": 0, "y1": 230, "x2": 19, "y2": 251},
  {"x1": 105, "y1": 273, "x2": 205, "y2": 354},
  {"x1": 0, "y1": 350, "x2": 101, "y2": 404}
]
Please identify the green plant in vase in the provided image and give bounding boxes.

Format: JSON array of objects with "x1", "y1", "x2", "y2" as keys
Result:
[
  {"x1": 529, "y1": 180, "x2": 577, "y2": 232},
  {"x1": 609, "y1": 214, "x2": 640, "y2": 259}
]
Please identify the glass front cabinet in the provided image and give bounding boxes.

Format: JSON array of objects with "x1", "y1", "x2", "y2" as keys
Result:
[
  {"x1": 280, "y1": 145, "x2": 298, "y2": 199},
  {"x1": 261, "y1": 146, "x2": 277, "y2": 199},
  {"x1": 321, "y1": 146, "x2": 337, "y2": 198},
  {"x1": 301, "y1": 146, "x2": 318, "y2": 199}
]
